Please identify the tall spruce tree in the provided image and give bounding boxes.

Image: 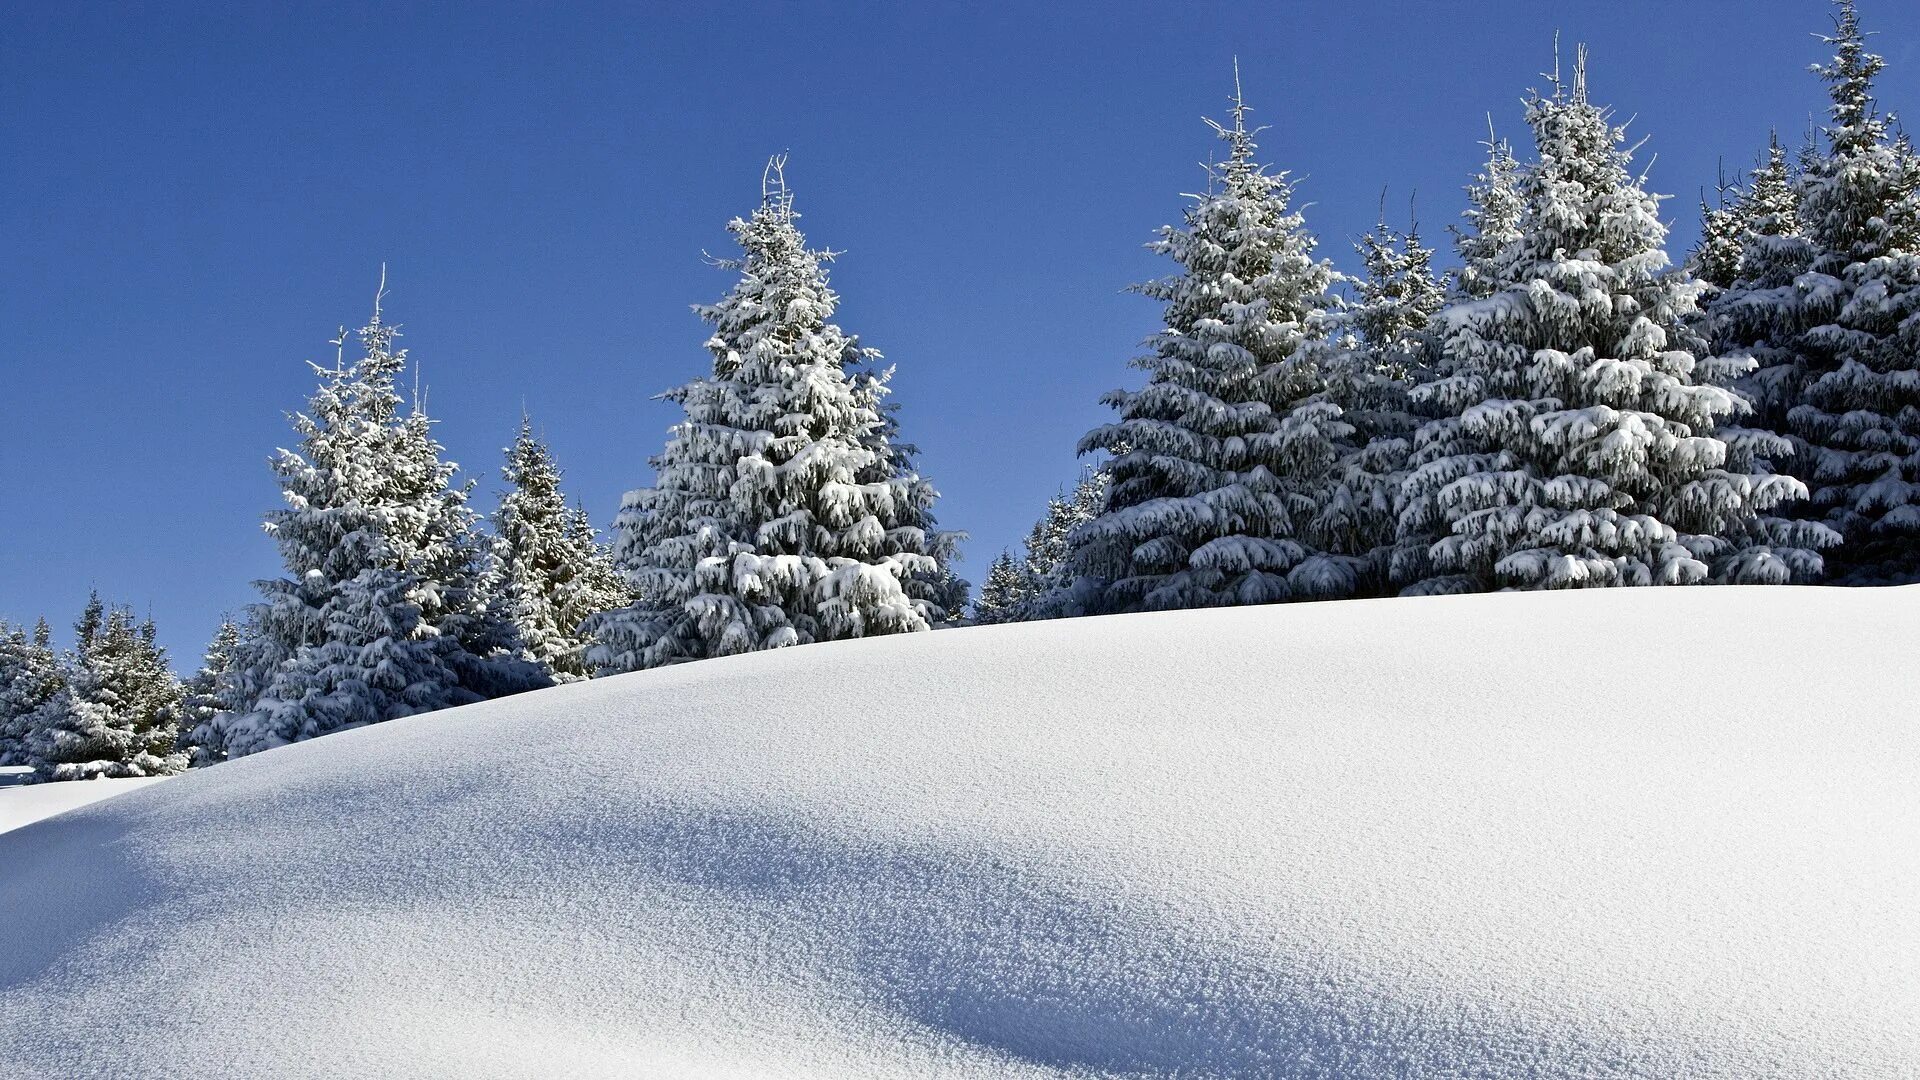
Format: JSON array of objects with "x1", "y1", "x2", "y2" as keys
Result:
[
  {"x1": 1718, "y1": 0, "x2": 1920, "y2": 582},
  {"x1": 489, "y1": 418, "x2": 631, "y2": 681},
  {"x1": 24, "y1": 596, "x2": 186, "y2": 781},
  {"x1": 1397, "y1": 48, "x2": 1830, "y2": 593},
  {"x1": 214, "y1": 282, "x2": 547, "y2": 758},
  {"x1": 0, "y1": 618, "x2": 64, "y2": 766},
  {"x1": 587, "y1": 158, "x2": 959, "y2": 672},
  {"x1": 1063, "y1": 73, "x2": 1347, "y2": 613}
]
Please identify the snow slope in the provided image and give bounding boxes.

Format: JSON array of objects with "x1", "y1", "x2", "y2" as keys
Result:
[
  {"x1": 0, "y1": 771, "x2": 166, "y2": 835},
  {"x1": 2, "y1": 586, "x2": 1915, "y2": 1078}
]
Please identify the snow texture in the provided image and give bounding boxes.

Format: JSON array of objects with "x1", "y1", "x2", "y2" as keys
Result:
[{"x1": 2, "y1": 585, "x2": 1916, "y2": 1077}]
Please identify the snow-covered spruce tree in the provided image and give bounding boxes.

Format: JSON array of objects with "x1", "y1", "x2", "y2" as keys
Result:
[
  {"x1": 1311, "y1": 213, "x2": 1447, "y2": 592},
  {"x1": 971, "y1": 553, "x2": 1031, "y2": 625},
  {"x1": 0, "y1": 618, "x2": 63, "y2": 766},
  {"x1": 1026, "y1": 465, "x2": 1108, "y2": 598},
  {"x1": 24, "y1": 596, "x2": 186, "y2": 781},
  {"x1": 1351, "y1": 215, "x2": 1447, "y2": 375},
  {"x1": 848, "y1": 338, "x2": 968, "y2": 622},
  {"x1": 488, "y1": 418, "x2": 632, "y2": 681},
  {"x1": 176, "y1": 618, "x2": 239, "y2": 767},
  {"x1": 1452, "y1": 127, "x2": 1526, "y2": 301},
  {"x1": 1720, "y1": 0, "x2": 1920, "y2": 582},
  {"x1": 215, "y1": 287, "x2": 547, "y2": 758},
  {"x1": 973, "y1": 465, "x2": 1109, "y2": 624},
  {"x1": 1396, "y1": 49, "x2": 1831, "y2": 593},
  {"x1": 1690, "y1": 167, "x2": 1750, "y2": 292},
  {"x1": 1733, "y1": 135, "x2": 1807, "y2": 297},
  {"x1": 587, "y1": 158, "x2": 959, "y2": 672},
  {"x1": 1063, "y1": 78, "x2": 1348, "y2": 613}
]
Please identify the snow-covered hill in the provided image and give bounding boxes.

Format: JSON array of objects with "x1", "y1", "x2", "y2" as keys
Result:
[{"x1": 2, "y1": 586, "x2": 1915, "y2": 1078}]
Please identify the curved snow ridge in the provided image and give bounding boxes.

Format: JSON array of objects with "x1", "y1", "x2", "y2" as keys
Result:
[{"x1": 2, "y1": 585, "x2": 1916, "y2": 1078}]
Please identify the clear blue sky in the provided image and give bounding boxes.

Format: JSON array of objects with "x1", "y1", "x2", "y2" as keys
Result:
[{"x1": 4, "y1": 1, "x2": 1917, "y2": 660}]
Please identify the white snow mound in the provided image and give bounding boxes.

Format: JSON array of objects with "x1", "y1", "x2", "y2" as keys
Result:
[{"x1": 2, "y1": 586, "x2": 1916, "y2": 1078}]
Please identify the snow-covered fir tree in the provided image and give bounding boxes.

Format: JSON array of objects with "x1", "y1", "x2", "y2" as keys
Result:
[
  {"x1": 1452, "y1": 127, "x2": 1526, "y2": 301},
  {"x1": 1690, "y1": 167, "x2": 1750, "y2": 291},
  {"x1": 971, "y1": 553, "x2": 1031, "y2": 625},
  {"x1": 23, "y1": 595, "x2": 186, "y2": 781},
  {"x1": 0, "y1": 618, "x2": 63, "y2": 766},
  {"x1": 1736, "y1": 135, "x2": 1806, "y2": 287},
  {"x1": 1310, "y1": 213, "x2": 1447, "y2": 593},
  {"x1": 974, "y1": 465, "x2": 1109, "y2": 624},
  {"x1": 587, "y1": 158, "x2": 959, "y2": 672},
  {"x1": 1707, "y1": 136, "x2": 1815, "y2": 425},
  {"x1": 1713, "y1": 0, "x2": 1920, "y2": 582},
  {"x1": 213, "y1": 283, "x2": 547, "y2": 758},
  {"x1": 848, "y1": 335, "x2": 968, "y2": 622},
  {"x1": 488, "y1": 417, "x2": 632, "y2": 681},
  {"x1": 1026, "y1": 465, "x2": 1107, "y2": 594},
  {"x1": 1397, "y1": 48, "x2": 1833, "y2": 593},
  {"x1": 176, "y1": 618, "x2": 239, "y2": 767},
  {"x1": 1350, "y1": 213, "x2": 1447, "y2": 375},
  {"x1": 1063, "y1": 74, "x2": 1349, "y2": 613}
]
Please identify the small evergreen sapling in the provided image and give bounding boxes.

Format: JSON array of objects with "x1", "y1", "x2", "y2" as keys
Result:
[
  {"x1": 971, "y1": 553, "x2": 1030, "y2": 625},
  {"x1": 977, "y1": 465, "x2": 1109, "y2": 623},
  {"x1": 1690, "y1": 164, "x2": 1750, "y2": 292}
]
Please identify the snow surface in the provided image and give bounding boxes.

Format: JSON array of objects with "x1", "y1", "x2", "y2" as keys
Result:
[
  {"x1": 2, "y1": 586, "x2": 1916, "y2": 1077},
  {"x1": 0, "y1": 768, "x2": 165, "y2": 836}
]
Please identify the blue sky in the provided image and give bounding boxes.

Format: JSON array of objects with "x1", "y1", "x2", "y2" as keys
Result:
[{"x1": 4, "y1": 1, "x2": 1918, "y2": 659}]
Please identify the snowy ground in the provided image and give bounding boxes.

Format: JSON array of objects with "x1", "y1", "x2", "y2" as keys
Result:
[
  {"x1": 2, "y1": 585, "x2": 1915, "y2": 1078},
  {"x1": 0, "y1": 767, "x2": 169, "y2": 835}
]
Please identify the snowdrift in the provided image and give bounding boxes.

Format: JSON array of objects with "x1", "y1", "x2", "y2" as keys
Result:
[{"x1": 2, "y1": 586, "x2": 1916, "y2": 1078}]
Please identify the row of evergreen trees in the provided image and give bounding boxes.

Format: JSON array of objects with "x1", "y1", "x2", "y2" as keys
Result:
[
  {"x1": 2, "y1": 158, "x2": 971, "y2": 779},
  {"x1": 978, "y1": 2, "x2": 1915, "y2": 622},
  {"x1": 0, "y1": 293, "x2": 640, "y2": 776},
  {"x1": 5, "y1": 2, "x2": 1913, "y2": 781},
  {"x1": 0, "y1": 596, "x2": 197, "y2": 779}
]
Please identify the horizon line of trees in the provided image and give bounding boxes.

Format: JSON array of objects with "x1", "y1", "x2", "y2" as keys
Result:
[{"x1": 4, "y1": 1, "x2": 1915, "y2": 782}]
